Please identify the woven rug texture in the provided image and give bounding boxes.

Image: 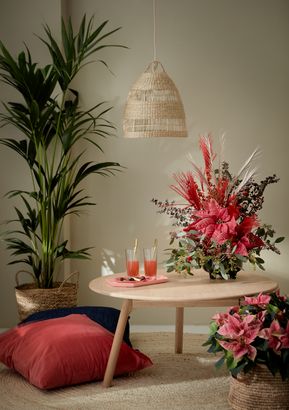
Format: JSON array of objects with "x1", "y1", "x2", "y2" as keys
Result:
[{"x1": 0, "y1": 332, "x2": 231, "y2": 410}]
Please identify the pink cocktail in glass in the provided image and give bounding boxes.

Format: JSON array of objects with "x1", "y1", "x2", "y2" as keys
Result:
[
  {"x1": 125, "y1": 248, "x2": 140, "y2": 277},
  {"x1": 126, "y1": 260, "x2": 139, "y2": 277},
  {"x1": 144, "y1": 259, "x2": 157, "y2": 279}
]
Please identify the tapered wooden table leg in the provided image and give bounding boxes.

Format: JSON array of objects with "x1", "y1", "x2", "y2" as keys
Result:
[
  {"x1": 102, "y1": 299, "x2": 133, "y2": 387},
  {"x1": 175, "y1": 307, "x2": 184, "y2": 354}
]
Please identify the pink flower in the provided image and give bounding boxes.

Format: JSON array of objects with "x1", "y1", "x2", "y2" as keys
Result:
[
  {"x1": 184, "y1": 199, "x2": 237, "y2": 244},
  {"x1": 217, "y1": 313, "x2": 262, "y2": 361},
  {"x1": 274, "y1": 290, "x2": 288, "y2": 302},
  {"x1": 212, "y1": 312, "x2": 229, "y2": 326},
  {"x1": 280, "y1": 322, "x2": 289, "y2": 349},
  {"x1": 218, "y1": 313, "x2": 260, "y2": 338},
  {"x1": 243, "y1": 292, "x2": 271, "y2": 307},
  {"x1": 219, "y1": 339, "x2": 257, "y2": 361},
  {"x1": 259, "y1": 320, "x2": 283, "y2": 352},
  {"x1": 212, "y1": 306, "x2": 240, "y2": 326}
]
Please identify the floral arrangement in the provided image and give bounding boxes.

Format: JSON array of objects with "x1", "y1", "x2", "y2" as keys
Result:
[
  {"x1": 203, "y1": 292, "x2": 289, "y2": 380},
  {"x1": 153, "y1": 135, "x2": 283, "y2": 279}
]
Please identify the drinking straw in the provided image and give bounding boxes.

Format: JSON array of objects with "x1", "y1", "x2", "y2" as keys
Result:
[
  {"x1": 133, "y1": 238, "x2": 138, "y2": 259},
  {"x1": 152, "y1": 238, "x2": 158, "y2": 259}
]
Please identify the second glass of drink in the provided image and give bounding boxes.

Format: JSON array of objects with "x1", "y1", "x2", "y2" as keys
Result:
[
  {"x1": 143, "y1": 247, "x2": 157, "y2": 279},
  {"x1": 125, "y1": 248, "x2": 139, "y2": 277}
]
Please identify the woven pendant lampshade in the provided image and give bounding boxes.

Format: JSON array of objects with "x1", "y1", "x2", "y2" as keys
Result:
[
  {"x1": 123, "y1": 0, "x2": 187, "y2": 138},
  {"x1": 123, "y1": 60, "x2": 187, "y2": 138}
]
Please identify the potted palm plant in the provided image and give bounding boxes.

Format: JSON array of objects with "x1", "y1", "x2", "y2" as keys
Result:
[{"x1": 0, "y1": 15, "x2": 124, "y2": 320}]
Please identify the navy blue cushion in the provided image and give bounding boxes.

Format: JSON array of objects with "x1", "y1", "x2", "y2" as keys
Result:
[{"x1": 20, "y1": 306, "x2": 131, "y2": 347}]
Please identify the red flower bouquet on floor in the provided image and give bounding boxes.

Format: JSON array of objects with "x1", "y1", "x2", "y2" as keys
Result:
[{"x1": 153, "y1": 135, "x2": 283, "y2": 279}]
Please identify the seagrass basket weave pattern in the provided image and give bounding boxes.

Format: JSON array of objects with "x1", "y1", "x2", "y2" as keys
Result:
[
  {"x1": 15, "y1": 274, "x2": 78, "y2": 321},
  {"x1": 228, "y1": 364, "x2": 289, "y2": 410},
  {"x1": 123, "y1": 61, "x2": 187, "y2": 138}
]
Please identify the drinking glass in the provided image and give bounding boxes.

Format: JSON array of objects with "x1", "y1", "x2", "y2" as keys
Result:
[
  {"x1": 143, "y1": 247, "x2": 157, "y2": 279},
  {"x1": 125, "y1": 249, "x2": 139, "y2": 277}
]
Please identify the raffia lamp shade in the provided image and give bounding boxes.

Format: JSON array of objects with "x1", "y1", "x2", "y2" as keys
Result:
[{"x1": 123, "y1": 61, "x2": 187, "y2": 138}]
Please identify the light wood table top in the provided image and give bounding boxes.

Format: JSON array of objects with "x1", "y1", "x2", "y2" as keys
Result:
[
  {"x1": 89, "y1": 269, "x2": 278, "y2": 387},
  {"x1": 89, "y1": 269, "x2": 278, "y2": 304}
]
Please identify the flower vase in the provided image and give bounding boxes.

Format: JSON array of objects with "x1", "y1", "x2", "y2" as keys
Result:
[
  {"x1": 203, "y1": 260, "x2": 241, "y2": 280},
  {"x1": 228, "y1": 364, "x2": 289, "y2": 410}
]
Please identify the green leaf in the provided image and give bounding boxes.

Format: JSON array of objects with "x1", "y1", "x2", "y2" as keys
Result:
[
  {"x1": 275, "y1": 237, "x2": 285, "y2": 243},
  {"x1": 235, "y1": 254, "x2": 248, "y2": 262},
  {"x1": 219, "y1": 263, "x2": 229, "y2": 280},
  {"x1": 215, "y1": 355, "x2": 226, "y2": 369},
  {"x1": 230, "y1": 361, "x2": 247, "y2": 376}
]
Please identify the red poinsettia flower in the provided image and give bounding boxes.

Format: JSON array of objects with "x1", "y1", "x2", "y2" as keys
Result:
[
  {"x1": 233, "y1": 216, "x2": 264, "y2": 256},
  {"x1": 246, "y1": 233, "x2": 265, "y2": 250},
  {"x1": 184, "y1": 198, "x2": 237, "y2": 245}
]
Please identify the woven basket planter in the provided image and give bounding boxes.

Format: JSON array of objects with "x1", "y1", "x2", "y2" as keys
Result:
[
  {"x1": 228, "y1": 364, "x2": 289, "y2": 410},
  {"x1": 123, "y1": 60, "x2": 187, "y2": 138},
  {"x1": 15, "y1": 271, "x2": 79, "y2": 321}
]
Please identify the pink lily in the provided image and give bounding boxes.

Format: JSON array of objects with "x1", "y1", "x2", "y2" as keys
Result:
[
  {"x1": 259, "y1": 320, "x2": 283, "y2": 352},
  {"x1": 219, "y1": 339, "x2": 257, "y2": 361},
  {"x1": 280, "y1": 322, "x2": 289, "y2": 348},
  {"x1": 218, "y1": 313, "x2": 260, "y2": 338},
  {"x1": 243, "y1": 292, "x2": 271, "y2": 307},
  {"x1": 217, "y1": 313, "x2": 262, "y2": 361},
  {"x1": 212, "y1": 312, "x2": 229, "y2": 326},
  {"x1": 212, "y1": 306, "x2": 239, "y2": 326}
]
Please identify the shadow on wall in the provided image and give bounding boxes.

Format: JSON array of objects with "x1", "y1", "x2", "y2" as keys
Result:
[{"x1": 100, "y1": 248, "x2": 121, "y2": 276}]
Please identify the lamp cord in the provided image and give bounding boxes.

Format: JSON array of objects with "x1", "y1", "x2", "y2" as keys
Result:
[{"x1": 153, "y1": 0, "x2": 157, "y2": 61}]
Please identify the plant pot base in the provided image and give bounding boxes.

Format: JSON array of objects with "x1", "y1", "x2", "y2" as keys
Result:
[
  {"x1": 15, "y1": 282, "x2": 78, "y2": 321},
  {"x1": 228, "y1": 365, "x2": 289, "y2": 410}
]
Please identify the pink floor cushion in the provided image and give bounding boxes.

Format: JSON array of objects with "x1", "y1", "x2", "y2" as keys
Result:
[{"x1": 0, "y1": 314, "x2": 152, "y2": 389}]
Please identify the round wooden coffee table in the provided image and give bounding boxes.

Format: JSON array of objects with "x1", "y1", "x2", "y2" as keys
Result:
[{"x1": 89, "y1": 269, "x2": 278, "y2": 387}]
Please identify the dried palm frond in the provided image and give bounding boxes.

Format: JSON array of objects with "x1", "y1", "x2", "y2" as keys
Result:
[
  {"x1": 170, "y1": 172, "x2": 202, "y2": 209},
  {"x1": 235, "y1": 147, "x2": 260, "y2": 181},
  {"x1": 234, "y1": 167, "x2": 258, "y2": 194},
  {"x1": 199, "y1": 134, "x2": 216, "y2": 185}
]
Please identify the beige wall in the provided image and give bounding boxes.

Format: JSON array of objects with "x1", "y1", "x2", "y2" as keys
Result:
[{"x1": 0, "y1": 0, "x2": 288, "y2": 327}]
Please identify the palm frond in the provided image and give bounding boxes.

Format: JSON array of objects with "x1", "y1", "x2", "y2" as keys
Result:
[
  {"x1": 199, "y1": 134, "x2": 216, "y2": 184},
  {"x1": 235, "y1": 147, "x2": 261, "y2": 182}
]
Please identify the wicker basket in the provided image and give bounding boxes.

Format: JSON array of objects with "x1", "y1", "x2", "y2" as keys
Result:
[
  {"x1": 15, "y1": 271, "x2": 79, "y2": 321},
  {"x1": 228, "y1": 364, "x2": 289, "y2": 410},
  {"x1": 123, "y1": 60, "x2": 187, "y2": 138}
]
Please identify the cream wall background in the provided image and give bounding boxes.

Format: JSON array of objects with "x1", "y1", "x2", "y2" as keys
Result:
[{"x1": 0, "y1": 0, "x2": 288, "y2": 328}]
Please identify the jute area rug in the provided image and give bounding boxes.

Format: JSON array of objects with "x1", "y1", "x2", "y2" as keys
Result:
[{"x1": 0, "y1": 332, "x2": 231, "y2": 410}]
